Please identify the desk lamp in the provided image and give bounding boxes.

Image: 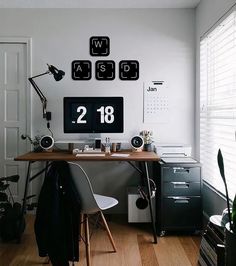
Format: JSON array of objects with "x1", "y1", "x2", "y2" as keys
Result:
[{"x1": 28, "y1": 64, "x2": 65, "y2": 129}]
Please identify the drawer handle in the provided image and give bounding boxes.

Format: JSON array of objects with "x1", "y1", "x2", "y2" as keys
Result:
[
  {"x1": 171, "y1": 182, "x2": 190, "y2": 188},
  {"x1": 168, "y1": 196, "x2": 190, "y2": 204},
  {"x1": 173, "y1": 167, "x2": 190, "y2": 174},
  {"x1": 174, "y1": 199, "x2": 189, "y2": 204}
]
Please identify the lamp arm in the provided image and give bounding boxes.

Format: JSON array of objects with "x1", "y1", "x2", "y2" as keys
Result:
[
  {"x1": 30, "y1": 70, "x2": 50, "y2": 79},
  {"x1": 28, "y1": 71, "x2": 49, "y2": 118}
]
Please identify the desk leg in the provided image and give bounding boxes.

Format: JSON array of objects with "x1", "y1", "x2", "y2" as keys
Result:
[
  {"x1": 144, "y1": 162, "x2": 157, "y2": 244},
  {"x1": 18, "y1": 161, "x2": 32, "y2": 242}
]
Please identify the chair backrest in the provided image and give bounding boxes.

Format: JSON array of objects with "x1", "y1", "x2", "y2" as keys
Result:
[{"x1": 68, "y1": 162, "x2": 100, "y2": 214}]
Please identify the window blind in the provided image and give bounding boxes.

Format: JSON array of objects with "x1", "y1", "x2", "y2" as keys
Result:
[{"x1": 200, "y1": 10, "x2": 236, "y2": 200}]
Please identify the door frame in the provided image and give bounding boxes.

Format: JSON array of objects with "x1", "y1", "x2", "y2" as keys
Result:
[{"x1": 0, "y1": 37, "x2": 32, "y2": 149}]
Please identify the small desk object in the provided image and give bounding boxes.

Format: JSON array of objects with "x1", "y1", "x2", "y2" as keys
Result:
[{"x1": 15, "y1": 150, "x2": 159, "y2": 243}]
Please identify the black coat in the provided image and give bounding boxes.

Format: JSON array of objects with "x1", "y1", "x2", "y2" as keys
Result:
[{"x1": 34, "y1": 161, "x2": 81, "y2": 266}]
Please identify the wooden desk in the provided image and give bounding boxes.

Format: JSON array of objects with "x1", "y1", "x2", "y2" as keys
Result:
[
  {"x1": 15, "y1": 150, "x2": 159, "y2": 243},
  {"x1": 15, "y1": 150, "x2": 158, "y2": 162}
]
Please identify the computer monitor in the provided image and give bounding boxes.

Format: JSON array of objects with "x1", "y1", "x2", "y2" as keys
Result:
[{"x1": 64, "y1": 97, "x2": 124, "y2": 133}]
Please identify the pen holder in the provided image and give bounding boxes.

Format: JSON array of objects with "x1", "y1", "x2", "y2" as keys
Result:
[{"x1": 111, "y1": 143, "x2": 117, "y2": 152}]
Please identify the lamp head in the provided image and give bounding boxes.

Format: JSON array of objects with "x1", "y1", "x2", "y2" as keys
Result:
[{"x1": 47, "y1": 64, "x2": 65, "y2": 81}]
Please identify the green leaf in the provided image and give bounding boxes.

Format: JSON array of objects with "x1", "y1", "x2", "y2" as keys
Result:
[
  {"x1": 217, "y1": 149, "x2": 226, "y2": 183},
  {"x1": 232, "y1": 194, "x2": 236, "y2": 233}
]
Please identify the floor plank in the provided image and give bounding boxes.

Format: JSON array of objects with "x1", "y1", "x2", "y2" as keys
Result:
[
  {"x1": 0, "y1": 215, "x2": 201, "y2": 266},
  {"x1": 138, "y1": 234, "x2": 159, "y2": 266},
  {"x1": 179, "y1": 236, "x2": 200, "y2": 266}
]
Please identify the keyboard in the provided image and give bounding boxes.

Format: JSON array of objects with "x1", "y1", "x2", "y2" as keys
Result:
[
  {"x1": 111, "y1": 153, "x2": 130, "y2": 157},
  {"x1": 76, "y1": 153, "x2": 106, "y2": 157}
]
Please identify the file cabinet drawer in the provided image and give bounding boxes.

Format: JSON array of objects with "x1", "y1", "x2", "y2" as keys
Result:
[
  {"x1": 162, "y1": 166, "x2": 200, "y2": 182},
  {"x1": 162, "y1": 196, "x2": 202, "y2": 229},
  {"x1": 163, "y1": 181, "x2": 201, "y2": 196}
]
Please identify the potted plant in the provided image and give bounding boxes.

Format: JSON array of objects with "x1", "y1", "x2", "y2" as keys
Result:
[
  {"x1": 217, "y1": 149, "x2": 236, "y2": 266},
  {"x1": 140, "y1": 130, "x2": 153, "y2": 151}
]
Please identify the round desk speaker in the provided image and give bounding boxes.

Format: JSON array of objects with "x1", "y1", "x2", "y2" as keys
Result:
[
  {"x1": 131, "y1": 136, "x2": 144, "y2": 152},
  {"x1": 39, "y1": 135, "x2": 54, "y2": 150}
]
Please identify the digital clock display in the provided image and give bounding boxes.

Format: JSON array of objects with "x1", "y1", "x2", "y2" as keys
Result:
[{"x1": 64, "y1": 97, "x2": 124, "y2": 133}]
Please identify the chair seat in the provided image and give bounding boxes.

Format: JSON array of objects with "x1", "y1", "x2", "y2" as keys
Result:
[{"x1": 94, "y1": 194, "x2": 118, "y2": 210}]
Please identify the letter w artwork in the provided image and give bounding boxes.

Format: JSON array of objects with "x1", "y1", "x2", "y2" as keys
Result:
[{"x1": 90, "y1": 36, "x2": 110, "y2": 56}]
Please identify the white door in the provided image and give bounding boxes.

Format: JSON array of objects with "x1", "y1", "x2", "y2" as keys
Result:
[{"x1": 0, "y1": 42, "x2": 29, "y2": 203}]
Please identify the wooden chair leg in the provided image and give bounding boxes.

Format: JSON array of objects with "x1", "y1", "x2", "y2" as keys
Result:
[
  {"x1": 100, "y1": 211, "x2": 117, "y2": 252},
  {"x1": 84, "y1": 214, "x2": 91, "y2": 266}
]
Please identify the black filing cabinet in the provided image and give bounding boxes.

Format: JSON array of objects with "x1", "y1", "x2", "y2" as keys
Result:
[{"x1": 155, "y1": 161, "x2": 202, "y2": 236}]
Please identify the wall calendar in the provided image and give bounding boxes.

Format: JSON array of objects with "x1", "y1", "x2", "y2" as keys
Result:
[{"x1": 143, "y1": 81, "x2": 169, "y2": 123}]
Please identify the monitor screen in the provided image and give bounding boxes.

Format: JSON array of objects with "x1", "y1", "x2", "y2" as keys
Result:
[{"x1": 64, "y1": 97, "x2": 124, "y2": 133}]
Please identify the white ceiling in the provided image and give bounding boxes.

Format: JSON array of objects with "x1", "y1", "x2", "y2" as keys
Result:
[{"x1": 0, "y1": 0, "x2": 201, "y2": 8}]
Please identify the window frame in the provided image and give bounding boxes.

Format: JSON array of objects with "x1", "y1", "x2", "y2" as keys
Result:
[{"x1": 199, "y1": 8, "x2": 236, "y2": 200}]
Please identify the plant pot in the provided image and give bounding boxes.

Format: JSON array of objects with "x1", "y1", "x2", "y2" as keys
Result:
[
  {"x1": 225, "y1": 222, "x2": 236, "y2": 266},
  {"x1": 144, "y1": 143, "x2": 152, "y2": 151}
]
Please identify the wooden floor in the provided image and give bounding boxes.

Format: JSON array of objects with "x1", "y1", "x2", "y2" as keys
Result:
[{"x1": 0, "y1": 215, "x2": 201, "y2": 266}]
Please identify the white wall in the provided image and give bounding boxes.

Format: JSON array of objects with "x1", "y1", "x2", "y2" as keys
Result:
[
  {"x1": 0, "y1": 8, "x2": 195, "y2": 145},
  {"x1": 195, "y1": 0, "x2": 236, "y2": 218},
  {"x1": 0, "y1": 8, "x2": 195, "y2": 213}
]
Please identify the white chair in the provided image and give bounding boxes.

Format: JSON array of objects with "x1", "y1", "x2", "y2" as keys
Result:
[{"x1": 68, "y1": 162, "x2": 118, "y2": 266}]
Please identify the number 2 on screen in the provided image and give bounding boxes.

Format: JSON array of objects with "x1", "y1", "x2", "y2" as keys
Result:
[{"x1": 76, "y1": 105, "x2": 114, "y2": 124}]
